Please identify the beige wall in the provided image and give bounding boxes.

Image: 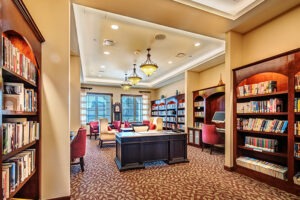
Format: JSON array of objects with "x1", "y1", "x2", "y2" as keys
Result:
[
  {"x1": 241, "y1": 6, "x2": 300, "y2": 66},
  {"x1": 82, "y1": 84, "x2": 154, "y2": 103},
  {"x1": 198, "y1": 64, "x2": 225, "y2": 89},
  {"x1": 154, "y1": 79, "x2": 185, "y2": 100},
  {"x1": 23, "y1": 0, "x2": 70, "y2": 199},
  {"x1": 70, "y1": 56, "x2": 81, "y2": 131}
]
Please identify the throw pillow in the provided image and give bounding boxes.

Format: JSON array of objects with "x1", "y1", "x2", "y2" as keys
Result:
[
  {"x1": 108, "y1": 126, "x2": 112, "y2": 131},
  {"x1": 149, "y1": 123, "x2": 156, "y2": 130}
]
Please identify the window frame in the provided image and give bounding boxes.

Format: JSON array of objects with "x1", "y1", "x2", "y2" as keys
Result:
[
  {"x1": 121, "y1": 94, "x2": 143, "y2": 123},
  {"x1": 86, "y1": 92, "x2": 113, "y2": 123}
]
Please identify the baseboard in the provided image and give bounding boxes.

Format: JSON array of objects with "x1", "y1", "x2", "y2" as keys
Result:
[
  {"x1": 224, "y1": 165, "x2": 234, "y2": 171},
  {"x1": 49, "y1": 196, "x2": 71, "y2": 200}
]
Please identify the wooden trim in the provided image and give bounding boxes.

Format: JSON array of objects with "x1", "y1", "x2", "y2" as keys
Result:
[
  {"x1": 12, "y1": 0, "x2": 45, "y2": 42},
  {"x1": 224, "y1": 165, "x2": 234, "y2": 171},
  {"x1": 49, "y1": 196, "x2": 71, "y2": 200},
  {"x1": 192, "y1": 84, "x2": 225, "y2": 93}
]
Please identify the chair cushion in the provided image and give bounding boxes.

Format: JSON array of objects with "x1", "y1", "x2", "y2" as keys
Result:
[
  {"x1": 124, "y1": 121, "x2": 131, "y2": 128},
  {"x1": 100, "y1": 134, "x2": 116, "y2": 141},
  {"x1": 108, "y1": 126, "x2": 112, "y2": 131},
  {"x1": 149, "y1": 123, "x2": 156, "y2": 130}
]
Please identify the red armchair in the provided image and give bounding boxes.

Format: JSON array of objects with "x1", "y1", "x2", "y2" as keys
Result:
[
  {"x1": 112, "y1": 120, "x2": 121, "y2": 132},
  {"x1": 202, "y1": 124, "x2": 224, "y2": 154},
  {"x1": 71, "y1": 128, "x2": 87, "y2": 172},
  {"x1": 89, "y1": 121, "x2": 99, "y2": 139}
]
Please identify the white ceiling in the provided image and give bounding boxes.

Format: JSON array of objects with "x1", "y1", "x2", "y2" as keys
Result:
[{"x1": 71, "y1": 0, "x2": 300, "y2": 89}]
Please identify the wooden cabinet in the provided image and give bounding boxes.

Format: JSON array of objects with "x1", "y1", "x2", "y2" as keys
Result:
[
  {"x1": 233, "y1": 48, "x2": 300, "y2": 195},
  {"x1": 0, "y1": 0, "x2": 44, "y2": 199},
  {"x1": 151, "y1": 94, "x2": 185, "y2": 131}
]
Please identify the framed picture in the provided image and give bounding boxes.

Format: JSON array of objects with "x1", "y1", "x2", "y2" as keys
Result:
[{"x1": 114, "y1": 103, "x2": 121, "y2": 113}]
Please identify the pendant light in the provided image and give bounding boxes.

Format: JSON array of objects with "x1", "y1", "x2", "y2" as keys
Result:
[
  {"x1": 140, "y1": 48, "x2": 158, "y2": 77},
  {"x1": 128, "y1": 64, "x2": 142, "y2": 85},
  {"x1": 120, "y1": 73, "x2": 132, "y2": 91}
]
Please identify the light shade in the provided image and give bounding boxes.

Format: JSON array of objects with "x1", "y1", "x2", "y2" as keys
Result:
[
  {"x1": 140, "y1": 48, "x2": 158, "y2": 77},
  {"x1": 128, "y1": 64, "x2": 142, "y2": 85},
  {"x1": 120, "y1": 73, "x2": 132, "y2": 91}
]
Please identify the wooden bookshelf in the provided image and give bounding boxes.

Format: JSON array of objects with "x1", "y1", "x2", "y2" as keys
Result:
[
  {"x1": 233, "y1": 48, "x2": 300, "y2": 195},
  {"x1": 0, "y1": 0, "x2": 45, "y2": 199},
  {"x1": 188, "y1": 85, "x2": 225, "y2": 147},
  {"x1": 151, "y1": 93, "x2": 185, "y2": 131}
]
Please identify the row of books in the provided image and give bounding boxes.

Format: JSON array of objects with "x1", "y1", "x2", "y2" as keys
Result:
[
  {"x1": 237, "y1": 80, "x2": 277, "y2": 97},
  {"x1": 178, "y1": 110, "x2": 185, "y2": 115},
  {"x1": 166, "y1": 103, "x2": 176, "y2": 109},
  {"x1": 165, "y1": 123, "x2": 176, "y2": 129},
  {"x1": 237, "y1": 118, "x2": 288, "y2": 133},
  {"x1": 295, "y1": 74, "x2": 300, "y2": 90},
  {"x1": 294, "y1": 98, "x2": 300, "y2": 112},
  {"x1": 158, "y1": 105, "x2": 166, "y2": 110},
  {"x1": 3, "y1": 36, "x2": 37, "y2": 84},
  {"x1": 151, "y1": 111, "x2": 158, "y2": 116},
  {"x1": 195, "y1": 112, "x2": 204, "y2": 117},
  {"x1": 177, "y1": 124, "x2": 185, "y2": 130},
  {"x1": 236, "y1": 98, "x2": 283, "y2": 113},
  {"x1": 178, "y1": 117, "x2": 185, "y2": 123},
  {"x1": 3, "y1": 82, "x2": 37, "y2": 112},
  {"x1": 194, "y1": 122, "x2": 203, "y2": 129},
  {"x1": 236, "y1": 156, "x2": 287, "y2": 180},
  {"x1": 294, "y1": 143, "x2": 300, "y2": 158},
  {"x1": 167, "y1": 110, "x2": 176, "y2": 115},
  {"x1": 245, "y1": 136, "x2": 278, "y2": 152},
  {"x1": 166, "y1": 117, "x2": 176, "y2": 122},
  {"x1": 178, "y1": 102, "x2": 185, "y2": 109},
  {"x1": 2, "y1": 149, "x2": 36, "y2": 199},
  {"x1": 2, "y1": 118, "x2": 39, "y2": 155},
  {"x1": 194, "y1": 101, "x2": 204, "y2": 107},
  {"x1": 294, "y1": 121, "x2": 300, "y2": 135},
  {"x1": 294, "y1": 172, "x2": 300, "y2": 186}
]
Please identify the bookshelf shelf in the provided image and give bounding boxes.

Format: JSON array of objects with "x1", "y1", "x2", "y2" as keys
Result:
[
  {"x1": 237, "y1": 90, "x2": 288, "y2": 99},
  {"x1": 8, "y1": 169, "x2": 37, "y2": 199},
  {"x1": 295, "y1": 157, "x2": 300, "y2": 161},
  {"x1": 0, "y1": 1, "x2": 44, "y2": 198},
  {"x1": 2, "y1": 110, "x2": 38, "y2": 116},
  {"x1": 237, "y1": 130, "x2": 288, "y2": 137},
  {"x1": 238, "y1": 145, "x2": 287, "y2": 158},
  {"x1": 2, "y1": 141, "x2": 37, "y2": 161},
  {"x1": 233, "y1": 48, "x2": 300, "y2": 195},
  {"x1": 295, "y1": 135, "x2": 300, "y2": 138},
  {"x1": 237, "y1": 112, "x2": 288, "y2": 116},
  {"x1": 2, "y1": 67, "x2": 37, "y2": 88}
]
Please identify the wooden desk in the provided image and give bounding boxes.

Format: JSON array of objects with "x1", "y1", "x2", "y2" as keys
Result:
[{"x1": 115, "y1": 131, "x2": 189, "y2": 171}]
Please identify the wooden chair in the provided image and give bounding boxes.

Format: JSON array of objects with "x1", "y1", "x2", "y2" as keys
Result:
[
  {"x1": 71, "y1": 128, "x2": 87, "y2": 172},
  {"x1": 201, "y1": 124, "x2": 224, "y2": 154},
  {"x1": 99, "y1": 118, "x2": 117, "y2": 148}
]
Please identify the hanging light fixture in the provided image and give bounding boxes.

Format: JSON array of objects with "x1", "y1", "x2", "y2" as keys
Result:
[
  {"x1": 128, "y1": 64, "x2": 142, "y2": 85},
  {"x1": 120, "y1": 73, "x2": 132, "y2": 91},
  {"x1": 140, "y1": 48, "x2": 158, "y2": 77}
]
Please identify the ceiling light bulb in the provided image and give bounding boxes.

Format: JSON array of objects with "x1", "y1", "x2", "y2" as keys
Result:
[
  {"x1": 168, "y1": 61, "x2": 173, "y2": 64},
  {"x1": 100, "y1": 65, "x2": 106, "y2": 69},
  {"x1": 104, "y1": 51, "x2": 110, "y2": 55},
  {"x1": 111, "y1": 24, "x2": 119, "y2": 30},
  {"x1": 194, "y1": 42, "x2": 201, "y2": 47}
]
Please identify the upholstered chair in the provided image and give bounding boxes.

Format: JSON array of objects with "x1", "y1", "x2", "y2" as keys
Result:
[
  {"x1": 71, "y1": 128, "x2": 87, "y2": 172},
  {"x1": 112, "y1": 120, "x2": 122, "y2": 132},
  {"x1": 202, "y1": 124, "x2": 225, "y2": 154},
  {"x1": 99, "y1": 118, "x2": 117, "y2": 148},
  {"x1": 89, "y1": 121, "x2": 99, "y2": 139}
]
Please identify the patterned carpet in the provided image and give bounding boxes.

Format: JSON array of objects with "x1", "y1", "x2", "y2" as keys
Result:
[{"x1": 71, "y1": 138, "x2": 300, "y2": 200}]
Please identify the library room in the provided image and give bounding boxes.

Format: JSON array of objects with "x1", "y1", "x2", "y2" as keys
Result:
[{"x1": 1, "y1": 0, "x2": 300, "y2": 199}]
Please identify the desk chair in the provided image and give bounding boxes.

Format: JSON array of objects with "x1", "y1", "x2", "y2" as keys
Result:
[
  {"x1": 71, "y1": 128, "x2": 87, "y2": 172},
  {"x1": 89, "y1": 121, "x2": 99, "y2": 139},
  {"x1": 202, "y1": 124, "x2": 224, "y2": 154}
]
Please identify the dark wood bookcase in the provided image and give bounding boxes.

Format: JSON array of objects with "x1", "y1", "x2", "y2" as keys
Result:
[
  {"x1": 188, "y1": 85, "x2": 225, "y2": 147},
  {"x1": 151, "y1": 94, "x2": 185, "y2": 132},
  {"x1": 233, "y1": 48, "x2": 300, "y2": 195},
  {"x1": 0, "y1": 0, "x2": 44, "y2": 199}
]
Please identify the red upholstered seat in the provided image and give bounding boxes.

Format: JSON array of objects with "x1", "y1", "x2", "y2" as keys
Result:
[
  {"x1": 202, "y1": 124, "x2": 224, "y2": 154},
  {"x1": 71, "y1": 128, "x2": 87, "y2": 172},
  {"x1": 89, "y1": 121, "x2": 99, "y2": 139},
  {"x1": 124, "y1": 121, "x2": 131, "y2": 128},
  {"x1": 112, "y1": 120, "x2": 121, "y2": 132}
]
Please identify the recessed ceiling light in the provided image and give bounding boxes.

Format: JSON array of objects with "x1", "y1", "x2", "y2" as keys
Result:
[
  {"x1": 98, "y1": 74, "x2": 102, "y2": 77},
  {"x1": 100, "y1": 65, "x2": 106, "y2": 69},
  {"x1": 104, "y1": 51, "x2": 110, "y2": 55},
  {"x1": 168, "y1": 61, "x2": 173, "y2": 64},
  {"x1": 194, "y1": 42, "x2": 201, "y2": 47},
  {"x1": 103, "y1": 39, "x2": 115, "y2": 46},
  {"x1": 111, "y1": 24, "x2": 119, "y2": 30}
]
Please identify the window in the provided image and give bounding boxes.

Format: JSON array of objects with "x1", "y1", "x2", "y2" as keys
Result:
[
  {"x1": 121, "y1": 95, "x2": 143, "y2": 122},
  {"x1": 85, "y1": 93, "x2": 112, "y2": 123}
]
